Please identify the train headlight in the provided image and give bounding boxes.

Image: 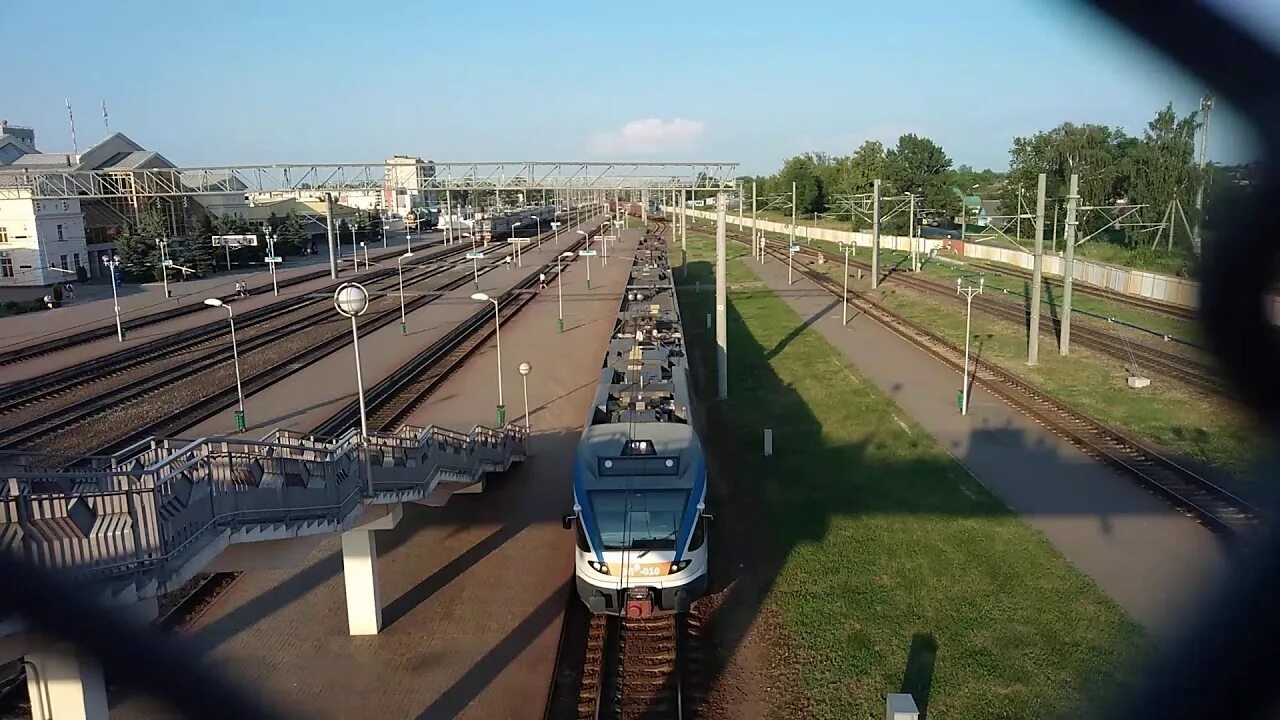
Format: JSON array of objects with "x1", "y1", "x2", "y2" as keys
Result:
[
  {"x1": 588, "y1": 560, "x2": 611, "y2": 575},
  {"x1": 668, "y1": 560, "x2": 691, "y2": 575}
]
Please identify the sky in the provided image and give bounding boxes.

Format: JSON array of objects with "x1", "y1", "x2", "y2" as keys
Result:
[{"x1": 4, "y1": 0, "x2": 1275, "y2": 176}]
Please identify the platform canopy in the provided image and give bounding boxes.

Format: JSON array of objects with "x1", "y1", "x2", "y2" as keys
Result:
[{"x1": 0, "y1": 161, "x2": 739, "y2": 200}]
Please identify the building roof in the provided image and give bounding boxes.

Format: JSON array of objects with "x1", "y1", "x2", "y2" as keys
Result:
[
  {"x1": 0, "y1": 133, "x2": 38, "y2": 158},
  {"x1": 4, "y1": 152, "x2": 78, "y2": 168},
  {"x1": 244, "y1": 197, "x2": 359, "y2": 221},
  {"x1": 95, "y1": 150, "x2": 172, "y2": 171}
]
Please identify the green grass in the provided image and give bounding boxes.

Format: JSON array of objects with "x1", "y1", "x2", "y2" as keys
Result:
[
  {"x1": 686, "y1": 221, "x2": 1255, "y2": 473},
  {"x1": 676, "y1": 235, "x2": 1146, "y2": 719}
]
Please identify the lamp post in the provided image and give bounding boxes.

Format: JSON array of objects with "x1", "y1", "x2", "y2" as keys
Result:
[
  {"x1": 334, "y1": 283, "x2": 371, "y2": 438},
  {"x1": 518, "y1": 362, "x2": 532, "y2": 431},
  {"x1": 463, "y1": 232, "x2": 480, "y2": 289},
  {"x1": 576, "y1": 230, "x2": 592, "y2": 289},
  {"x1": 203, "y1": 298, "x2": 246, "y2": 431},
  {"x1": 471, "y1": 292, "x2": 505, "y2": 426},
  {"x1": 511, "y1": 221, "x2": 523, "y2": 268},
  {"x1": 788, "y1": 242, "x2": 798, "y2": 285},
  {"x1": 397, "y1": 251, "x2": 414, "y2": 335},
  {"x1": 529, "y1": 215, "x2": 542, "y2": 246},
  {"x1": 102, "y1": 255, "x2": 124, "y2": 342},
  {"x1": 157, "y1": 238, "x2": 171, "y2": 298},
  {"x1": 557, "y1": 251, "x2": 573, "y2": 332},
  {"x1": 956, "y1": 275, "x2": 985, "y2": 416},
  {"x1": 349, "y1": 221, "x2": 360, "y2": 271},
  {"x1": 264, "y1": 228, "x2": 280, "y2": 296}
]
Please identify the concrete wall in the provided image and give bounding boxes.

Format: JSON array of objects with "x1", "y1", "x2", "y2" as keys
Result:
[{"x1": 676, "y1": 206, "x2": 1209, "y2": 310}]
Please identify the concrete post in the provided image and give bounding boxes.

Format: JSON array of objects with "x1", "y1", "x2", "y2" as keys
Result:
[
  {"x1": 871, "y1": 179, "x2": 882, "y2": 289},
  {"x1": 325, "y1": 193, "x2": 338, "y2": 279},
  {"x1": 680, "y1": 189, "x2": 687, "y2": 252},
  {"x1": 1028, "y1": 173, "x2": 1047, "y2": 365},
  {"x1": 341, "y1": 503, "x2": 402, "y2": 636},
  {"x1": 715, "y1": 191, "x2": 728, "y2": 400},
  {"x1": 342, "y1": 529, "x2": 382, "y2": 636},
  {"x1": 25, "y1": 648, "x2": 109, "y2": 720},
  {"x1": 751, "y1": 181, "x2": 758, "y2": 263},
  {"x1": 1061, "y1": 173, "x2": 1079, "y2": 356}
]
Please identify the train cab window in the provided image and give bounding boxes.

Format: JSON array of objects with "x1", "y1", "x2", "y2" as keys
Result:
[
  {"x1": 575, "y1": 518, "x2": 590, "y2": 552},
  {"x1": 688, "y1": 515, "x2": 706, "y2": 552}
]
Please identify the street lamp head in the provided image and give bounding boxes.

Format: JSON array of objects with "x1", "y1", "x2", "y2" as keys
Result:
[
  {"x1": 561, "y1": 251, "x2": 575, "y2": 258},
  {"x1": 576, "y1": 230, "x2": 587, "y2": 236},
  {"x1": 334, "y1": 283, "x2": 370, "y2": 317},
  {"x1": 471, "y1": 292, "x2": 491, "y2": 302},
  {"x1": 203, "y1": 298, "x2": 225, "y2": 308},
  {"x1": 518, "y1": 362, "x2": 531, "y2": 376},
  {"x1": 401, "y1": 251, "x2": 414, "y2": 258}
]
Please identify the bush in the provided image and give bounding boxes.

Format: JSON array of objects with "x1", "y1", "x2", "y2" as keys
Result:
[{"x1": 52, "y1": 284, "x2": 63, "y2": 302}]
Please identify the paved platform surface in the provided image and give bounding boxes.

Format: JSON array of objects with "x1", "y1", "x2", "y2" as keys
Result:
[
  {"x1": 180, "y1": 218, "x2": 611, "y2": 439},
  {"x1": 109, "y1": 230, "x2": 638, "y2": 720},
  {"x1": 0, "y1": 236, "x2": 444, "y2": 383},
  {"x1": 743, "y1": 254, "x2": 1230, "y2": 639}
]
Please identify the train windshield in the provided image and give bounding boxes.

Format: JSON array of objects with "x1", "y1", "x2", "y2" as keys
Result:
[{"x1": 589, "y1": 489, "x2": 689, "y2": 550}]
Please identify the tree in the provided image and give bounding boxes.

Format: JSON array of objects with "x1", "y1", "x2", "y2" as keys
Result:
[
  {"x1": 1121, "y1": 103, "x2": 1200, "y2": 249},
  {"x1": 114, "y1": 230, "x2": 155, "y2": 281},
  {"x1": 884, "y1": 134, "x2": 958, "y2": 222},
  {"x1": 277, "y1": 210, "x2": 305, "y2": 255},
  {"x1": 188, "y1": 212, "x2": 218, "y2": 274},
  {"x1": 1002, "y1": 122, "x2": 1128, "y2": 233},
  {"x1": 776, "y1": 155, "x2": 825, "y2": 217}
]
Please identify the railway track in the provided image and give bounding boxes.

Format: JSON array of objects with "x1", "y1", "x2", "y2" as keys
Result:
[
  {"x1": 0, "y1": 216, "x2": 608, "y2": 715},
  {"x1": 717, "y1": 224, "x2": 1222, "y2": 395},
  {"x1": 760, "y1": 241, "x2": 1264, "y2": 536},
  {"x1": 567, "y1": 611, "x2": 703, "y2": 720},
  {"x1": 0, "y1": 240, "x2": 477, "y2": 414},
  {"x1": 0, "y1": 246, "x2": 418, "y2": 368}
]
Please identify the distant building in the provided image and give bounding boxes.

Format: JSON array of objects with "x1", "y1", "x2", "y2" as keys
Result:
[
  {"x1": 0, "y1": 124, "x2": 249, "y2": 287},
  {"x1": 383, "y1": 156, "x2": 435, "y2": 217}
]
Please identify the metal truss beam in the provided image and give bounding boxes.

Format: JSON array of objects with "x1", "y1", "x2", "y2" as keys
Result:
[{"x1": 0, "y1": 161, "x2": 739, "y2": 200}]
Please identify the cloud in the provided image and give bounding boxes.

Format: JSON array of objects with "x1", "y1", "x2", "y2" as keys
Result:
[{"x1": 589, "y1": 118, "x2": 706, "y2": 155}]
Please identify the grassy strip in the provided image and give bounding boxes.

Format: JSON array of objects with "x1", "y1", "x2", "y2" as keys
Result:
[
  {"x1": 684, "y1": 223, "x2": 1255, "y2": 473},
  {"x1": 676, "y1": 234, "x2": 1146, "y2": 719}
]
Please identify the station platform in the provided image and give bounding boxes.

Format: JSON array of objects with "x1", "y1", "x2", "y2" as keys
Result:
[
  {"x1": 0, "y1": 233, "x2": 444, "y2": 383},
  {"x1": 741, "y1": 252, "x2": 1229, "y2": 639},
  {"x1": 109, "y1": 229, "x2": 642, "y2": 720},
  {"x1": 179, "y1": 218, "x2": 610, "y2": 439}
]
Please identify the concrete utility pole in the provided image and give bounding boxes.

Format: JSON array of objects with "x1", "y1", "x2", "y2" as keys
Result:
[
  {"x1": 680, "y1": 189, "x2": 687, "y2": 252},
  {"x1": 1192, "y1": 92, "x2": 1213, "y2": 256},
  {"x1": 1060, "y1": 173, "x2": 1080, "y2": 356},
  {"x1": 751, "y1": 181, "x2": 759, "y2": 263},
  {"x1": 908, "y1": 192, "x2": 918, "y2": 272},
  {"x1": 1028, "y1": 173, "x2": 1047, "y2": 365},
  {"x1": 871, "y1": 179, "x2": 882, "y2": 289},
  {"x1": 789, "y1": 181, "x2": 797, "y2": 258},
  {"x1": 715, "y1": 191, "x2": 728, "y2": 400},
  {"x1": 444, "y1": 190, "x2": 452, "y2": 245},
  {"x1": 325, "y1": 193, "x2": 338, "y2": 278}
]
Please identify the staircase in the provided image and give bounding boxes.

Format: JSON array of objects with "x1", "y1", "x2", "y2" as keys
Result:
[{"x1": 0, "y1": 423, "x2": 527, "y2": 604}]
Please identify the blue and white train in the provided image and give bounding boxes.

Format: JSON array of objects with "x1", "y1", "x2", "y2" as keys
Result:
[{"x1": 563, "y1": 228, "x2": 710, "y2": 618}]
